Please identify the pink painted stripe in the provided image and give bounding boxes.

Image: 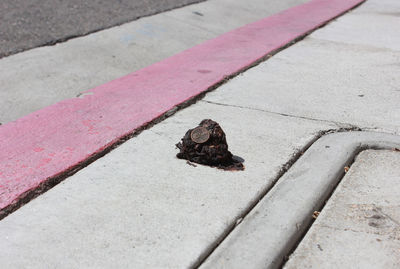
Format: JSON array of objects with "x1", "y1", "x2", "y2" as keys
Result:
[{"x1": 0, "y1": 0, "x2": 364, "y2": 212}]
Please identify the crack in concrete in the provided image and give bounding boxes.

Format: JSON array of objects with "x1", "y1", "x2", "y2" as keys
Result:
[
  {"x1": 317, "y1": 223, "x2": 400, "y2": 238},
  {"x1": 201, "y1": 100, "x2": 360, "y2": 129},
  {"x1": 309, "y1": 36, "x2": 400, "y2": 53}
]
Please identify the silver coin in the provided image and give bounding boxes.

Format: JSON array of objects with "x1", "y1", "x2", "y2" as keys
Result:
[{"x1": 191, "y1": 126, "x2": 210, "y2": 144}]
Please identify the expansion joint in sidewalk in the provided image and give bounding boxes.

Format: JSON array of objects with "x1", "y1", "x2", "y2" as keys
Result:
[{"x1": 201, "y1": 100, "x2": 360, "y2": 129}]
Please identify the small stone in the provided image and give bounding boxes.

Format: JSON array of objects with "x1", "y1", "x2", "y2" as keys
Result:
[{"x1": 312, "y1": 211, "x2": 320, "y2": 219}]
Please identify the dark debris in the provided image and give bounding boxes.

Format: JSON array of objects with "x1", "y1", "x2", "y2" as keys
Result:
[{"x1": 176, "y1": 119, "x2": 244, "y2": 171}]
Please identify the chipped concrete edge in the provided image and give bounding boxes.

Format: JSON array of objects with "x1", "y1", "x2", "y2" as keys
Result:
[{"x1": 197, "y1": 131, "x2": 400, "y2": 269}]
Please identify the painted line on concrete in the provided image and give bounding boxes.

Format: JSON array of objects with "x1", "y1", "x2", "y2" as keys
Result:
[
  {"x1": 198, "y1": 131, "x2": 400, "y2": 269},
  {"x1": 0, "y1": 0, "x2": 364, "y2": 217}
]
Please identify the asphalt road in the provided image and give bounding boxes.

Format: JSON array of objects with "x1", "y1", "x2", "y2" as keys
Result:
[{"x1": 0, "y1": 0, "x2": 204, "y2": 58}]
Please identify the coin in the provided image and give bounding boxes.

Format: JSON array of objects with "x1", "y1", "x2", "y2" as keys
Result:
[{"x1": 191, "y1": 126, "x2": 210, "y2": 144}]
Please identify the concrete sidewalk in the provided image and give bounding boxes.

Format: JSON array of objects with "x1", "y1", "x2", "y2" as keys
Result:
[
  {"x1": 284, "y1": 150, "x2": 400, "y2": 269},
  {"x1": 0, "y1": 0, "x2": 399, "y2": 268}
]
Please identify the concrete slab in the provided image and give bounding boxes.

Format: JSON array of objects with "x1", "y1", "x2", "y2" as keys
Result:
[
  {"x1": 312, "y1": 0, "x2": 400, "y2": 51},
  {"x1": 0, "y1": 0, "x2": 309, "y2": 124},
  {"x1": 0, "y1": 102, "x2": 335, "y2": 268},
  {"x1": 284, "y1": 150, "x2": 400, "y2": 269},
  {"x1": 199, "y1": 132, "x2": 400, "y2": 269},
  {"x1": 204, "y1": 11, "x2": 400, "y2": 134},
  {"x1": 354, "y1": 0, "x2": 400, "y2": 14}
]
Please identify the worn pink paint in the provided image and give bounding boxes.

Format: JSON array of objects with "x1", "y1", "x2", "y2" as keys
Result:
[{"x1": 0, "y1": 0, "x2": 364, "y2": 212}]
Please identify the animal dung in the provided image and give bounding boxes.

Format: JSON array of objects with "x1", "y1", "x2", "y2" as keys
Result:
[{"x1": 176, "y1": 119, "x2": 244, "y2": 171}]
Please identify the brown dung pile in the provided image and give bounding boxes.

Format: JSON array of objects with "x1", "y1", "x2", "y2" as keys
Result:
[{"x1": 176, "y1": 119, "x2": 244, "y2": 170}]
